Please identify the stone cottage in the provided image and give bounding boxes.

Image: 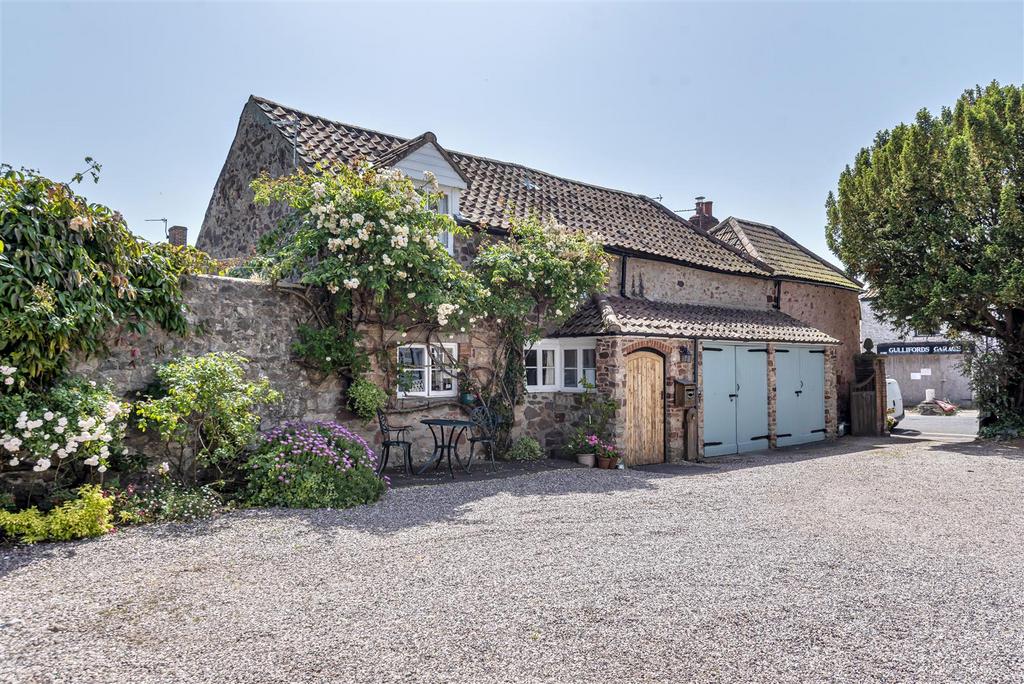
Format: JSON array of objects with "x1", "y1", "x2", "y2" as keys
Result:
[{"x1": 196, "y1": 95, "x2": 862, "y2": 463}]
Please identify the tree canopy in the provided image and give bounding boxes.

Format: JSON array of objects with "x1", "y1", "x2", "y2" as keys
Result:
[{"x1": 826, "y1": 82, "x2": 1024, "y2": 429}]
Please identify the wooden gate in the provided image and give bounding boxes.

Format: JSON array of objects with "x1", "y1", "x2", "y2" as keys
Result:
[{"x1": 625, "y1": 351, "x2": 665, "y2": 465}]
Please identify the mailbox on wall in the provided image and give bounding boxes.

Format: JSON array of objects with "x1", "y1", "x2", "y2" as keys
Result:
[{"x1": 674, "y1": 380, "x2": 697, "y2": 408}]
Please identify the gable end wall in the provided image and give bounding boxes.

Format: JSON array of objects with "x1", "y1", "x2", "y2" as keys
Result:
[{"x1": 197, "y1": 101, "x2": 297, "y2": 259}]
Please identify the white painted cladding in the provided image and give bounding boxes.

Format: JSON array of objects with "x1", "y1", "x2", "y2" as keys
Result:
[{"x1": 394, "y1": 143, "x2": 468, "y2": 190}]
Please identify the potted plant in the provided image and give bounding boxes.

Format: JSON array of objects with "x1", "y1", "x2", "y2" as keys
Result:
[
  {"x1": 595, "y1": 439, "x2": 620, "y2": 470},
  {"x1": 458, "y1": 375, "x2": 478, "y2": 406},
  {"x1": 566, "y1": 433, "x2": 597, "y2": 467}
]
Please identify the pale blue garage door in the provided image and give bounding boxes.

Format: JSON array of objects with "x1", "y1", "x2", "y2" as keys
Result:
[
  {"x1": 702, "y1": 344, "x2": 769, "y2": 456},
  {"x1": 775, "y1": 346, "x2": 827, "y2": 447}
]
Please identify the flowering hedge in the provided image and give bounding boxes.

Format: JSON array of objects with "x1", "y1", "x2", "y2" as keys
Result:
[{"x1": 245, "y1": 421, "x2": 384, "y2": 509}]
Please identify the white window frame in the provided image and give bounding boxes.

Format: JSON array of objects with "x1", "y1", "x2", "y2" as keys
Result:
[
  {"x1": 397, "y1": 342, "x2": 458, "y2": 398},
  {"x1": 428, "y1": 190, "x2": 456, "y2": 255},
  {"x1": 524, "y1": 338, "x2": 598, "y2": 393}
]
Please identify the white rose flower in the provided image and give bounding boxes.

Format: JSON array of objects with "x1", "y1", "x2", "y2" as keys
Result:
[
  {"x1": 97, "y1": 465, "x2": 107, "y2": 473},
  {"x1": 33, "y1": 458, "x2": 52, "y2": 472},
  {"x1": 8, "y1": 458, "x2": 19, "y2": 466}
]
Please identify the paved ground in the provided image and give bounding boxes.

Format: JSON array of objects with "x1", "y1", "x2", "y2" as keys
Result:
[
  {"x1": 894, "y1": 408, "x2": 979, "y2": 439},
  {"x1": 2, "y1": 435, "x2": 1023, "y2": 683}
]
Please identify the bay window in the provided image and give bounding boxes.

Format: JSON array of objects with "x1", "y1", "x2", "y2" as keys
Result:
[{"x1": 524, "y1": 338, "x2": 597, "y2": 392}]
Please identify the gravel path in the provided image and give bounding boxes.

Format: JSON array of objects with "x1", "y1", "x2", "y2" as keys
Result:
[{"x1": 2, "y1": 436, "x2": 1023, "y2": 683}]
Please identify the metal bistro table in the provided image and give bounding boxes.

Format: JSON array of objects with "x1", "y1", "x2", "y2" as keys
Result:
[{"x1": 418, "y1": 418, "x2": 475, "y2": 478}]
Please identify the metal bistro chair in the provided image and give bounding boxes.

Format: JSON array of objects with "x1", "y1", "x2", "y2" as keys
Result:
[
  {"x1": 376, "y1": 410, "x2": 413, "y2": 476},
  {"x1": 466, "y1": 405, "x2": 502, "y2": 472}
]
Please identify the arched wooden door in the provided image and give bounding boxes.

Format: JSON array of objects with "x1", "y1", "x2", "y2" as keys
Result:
[{"x1": 625, "y1": 351, "x2": 665, "y2": 465}]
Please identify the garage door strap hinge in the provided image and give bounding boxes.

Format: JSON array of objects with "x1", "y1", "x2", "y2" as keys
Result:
[
  {"x1": 703, "y1": 441, "x2": 723, "y2": 447},
  {"x1": 704, "y1": 347, "x2": 723, "y2": 352},
  {"x1": 809, "y1": 350, "x2": 826, "y2": 354},
  {"x1": 811, "y1": 428, "x2": 826, "y2": 433},
  {"x1": 776, "y1": 433, "x2": 792, "y2": 438},
  {"x1": 748, "y1": 348, "x2": 769, "y2": 353},
  {"x1": 776, "y1": 349, "x2": 790, "y2": 353},
  {"x1": 751, "y1": 434, "x2": 770, "y2": 441}
]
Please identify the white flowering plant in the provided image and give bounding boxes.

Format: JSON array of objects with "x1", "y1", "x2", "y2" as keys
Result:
[
  {"x1": 251, "y1": 163, "x2": 485, "y2": 332},
  {"x1": 474, "y1": 215, "x2": 609, "y2": 341},
  {"x1": 0, "y1": 378, "x2": 129, "y2": 508}
]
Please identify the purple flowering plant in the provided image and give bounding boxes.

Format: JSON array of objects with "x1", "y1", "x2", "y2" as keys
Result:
[{"x1": 244, "y1": 421, "x2": 385, "y2": 509}]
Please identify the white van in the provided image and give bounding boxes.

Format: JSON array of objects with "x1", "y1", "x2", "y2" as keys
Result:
[{"x1": 886, "y1": 377, "x2": 905, "y2": 426}]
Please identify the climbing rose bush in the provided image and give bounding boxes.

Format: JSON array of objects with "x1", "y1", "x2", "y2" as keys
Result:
[
  {"x1": 245, "y1": 421, "x2": 385, "y2": 509},
  {"x1": 251, "y1": 163, "x2": 485, "y2": 333}
]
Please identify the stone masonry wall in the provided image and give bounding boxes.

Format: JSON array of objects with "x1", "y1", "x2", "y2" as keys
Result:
[
  {"x1": 778, "y1": 281, "x2": 860, "y2": 422},
  {"x1": 197, "y1": 99, "x2": 296, "y2": 259},
  {"x1": 605, "y1": 255, "x2": 776, "y2": 310}
]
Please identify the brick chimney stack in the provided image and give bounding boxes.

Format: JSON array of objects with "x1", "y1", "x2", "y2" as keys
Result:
[
  {"x1": 168, "y1": 225, "x2": 188, "y2": 247},
  {"x1": 689, "y1": 197, "x2": 718, "y2": 231}
]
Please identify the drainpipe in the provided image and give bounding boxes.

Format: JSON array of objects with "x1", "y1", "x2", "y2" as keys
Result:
[
  {"x1": 773, "y1": 280, "x2": 782, "y2": 310},
  {"x1": 619, "y1": 255, "x2": 628, "y2": 297}
]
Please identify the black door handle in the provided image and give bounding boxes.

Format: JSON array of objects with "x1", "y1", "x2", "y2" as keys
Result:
[
  {"x1": 794, "y1": 390, "x2": 802, "y2": 396},
  {"x1": 728, "y1": 393, "x2": 738, "y2": 399}
]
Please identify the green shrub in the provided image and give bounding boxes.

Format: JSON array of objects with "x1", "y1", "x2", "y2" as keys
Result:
[
  {"x1": 135, "y1": 352, "x2": 281, "y2": 483},
  {"x1": 0, "y1": 485, "x2": 113, "y2": 543},
  {"x1": 245, "y1": 421, "x2": 384, "y2": 509},
  {"x1": 292, "y1": 323, "x2": 368, "y2": 377},
  {"x1": 347, "y1": 378, "x2": 387, "y2": 422},
  {"x1": 505, "y1": 436, "x2": 543, "y2": 461},
  {"x1": 113, "y1": 478, "x2": 221, "y2": 524}
]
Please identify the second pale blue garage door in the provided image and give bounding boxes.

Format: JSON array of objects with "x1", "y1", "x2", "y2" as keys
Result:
[{"x1": 775, "y1": 346, "x2": 827, "y2": 447}]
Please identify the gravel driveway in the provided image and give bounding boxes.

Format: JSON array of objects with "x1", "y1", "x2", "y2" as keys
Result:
[{"x1": 2, "y1": 436, "x2": 1023, "y2": 683}]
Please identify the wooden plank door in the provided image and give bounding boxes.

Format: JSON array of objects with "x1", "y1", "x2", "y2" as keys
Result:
[
  {"x1": 775, "y1": 347, "x2": 802, "y2": 447},
  {"x1": 625, "y1": 351, "x2": 665, "y2": 465},
  {"x1": 702, "y1": 345, "x2": 738, "y2": 456},
  {"x1": 735, "y1": 345, "x2": 769, "y2": 452}
]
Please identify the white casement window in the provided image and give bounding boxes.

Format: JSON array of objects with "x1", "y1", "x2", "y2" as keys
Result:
[
  {"x1": 525, "y1": 346, "x2": 558, "y2": 391},
  {"x1": 524, "y1": 338, "x2": 597, "y2": 392},
  {"x1": 562, "y1": 347, "x2": 597, "y2": 389},
  {"x1": 397, "y1": 343, "x2": 458, "y2": 398},
  {"x1": 430, "y1": 192, "x2": 456, "y2": 255}
]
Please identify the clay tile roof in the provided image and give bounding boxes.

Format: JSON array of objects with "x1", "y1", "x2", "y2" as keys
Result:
[
  {"x1": 249, "y1": 95, "x2": 771, "y2": 277},
  {"x1": 553, "y1": 295, "x2": 839, "y2": 344},
  {"x1": 710, "y1": 217, "x2": 862, "y2": 291}
]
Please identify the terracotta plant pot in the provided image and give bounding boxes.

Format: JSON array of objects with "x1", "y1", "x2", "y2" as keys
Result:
[
  {"x1": 577, "y1": 453, "x2": 596, "y2": 468},
  {"x1": 597, "y1": 456, "x2": 619, "y2": 470}
]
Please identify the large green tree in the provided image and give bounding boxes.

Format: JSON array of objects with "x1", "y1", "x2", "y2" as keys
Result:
[{"x1": 826, "y1": 82, "x2": 1024, "y2": 429}]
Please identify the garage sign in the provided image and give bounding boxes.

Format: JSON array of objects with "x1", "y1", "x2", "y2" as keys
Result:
[{"x1": 876, "y1": 341, "x2": 973, "y2": 355}]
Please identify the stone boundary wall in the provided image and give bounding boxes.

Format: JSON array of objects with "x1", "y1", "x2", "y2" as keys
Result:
[{"x1": 70, "y1": 275, "x2": 346, "y2": 456}]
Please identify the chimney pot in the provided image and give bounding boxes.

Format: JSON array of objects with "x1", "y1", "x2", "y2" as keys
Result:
[
  {"x1": 689, "y1": 197, "x2": 718, "y2": 230},
  {"x1": 168, "y1": 225, "x2": 188, "y2": 247}
]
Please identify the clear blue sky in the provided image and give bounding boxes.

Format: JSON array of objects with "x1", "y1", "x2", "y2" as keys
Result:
[{"x1": 3, "y1": 1, "x2": 1021, "y2": 265}]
